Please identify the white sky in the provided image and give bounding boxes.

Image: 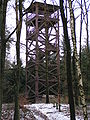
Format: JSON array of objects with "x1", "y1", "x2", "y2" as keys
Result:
[{"x1": 6, "y1": 0, "x2": 90, "y2": 66}]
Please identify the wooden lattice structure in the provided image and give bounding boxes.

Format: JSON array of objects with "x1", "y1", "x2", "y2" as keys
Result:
[{"x1": 25, "y1": 1, "x2": 60, "y2": 103}]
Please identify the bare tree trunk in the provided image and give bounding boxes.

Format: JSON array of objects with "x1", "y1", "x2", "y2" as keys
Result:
[
  {"x1": 14, "y1": 0, "x2": 22, "y2": 119},
  {"x1": 0, "y1": 2, "x2": 3, "y2": 118},
  {"x1": 84, "y1": 0, "x2": 89, "y2": 99},
  {"x1": 0, "y1": 0, "x2": 7, "y2": 119},
  {"x1": 73, "y1": 54, "x2": 79, "y2": 106},
  {"x1": 14, "y1": 0, "x2": 20, "y2": 119},
  {"x1": 79, "y1": 0, "x2": 83, "y2": 68},
  {"x1": 68, "y1": 0, "x2": 88, "y2": 119},
  {"x1": 59, "y1": 0, "x2": 76, "y2": 119}
]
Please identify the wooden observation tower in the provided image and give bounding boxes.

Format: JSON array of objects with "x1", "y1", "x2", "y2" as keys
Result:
[{"x1": 26, "y1": 1, "x2": 60, "y2": 103}]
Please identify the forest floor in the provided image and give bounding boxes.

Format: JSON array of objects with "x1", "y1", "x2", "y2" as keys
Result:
[{"x1": 1, "y1": 103, "x2": 90, "y2": 120}]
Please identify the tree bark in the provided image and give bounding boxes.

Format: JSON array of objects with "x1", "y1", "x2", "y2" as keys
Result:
[
  {"x1": 14, "y1": 0, "x2": 22, "y2": 119},
  {"x1": 14, "y1": 0, "x2": 20, "y2": 120},
  {"x1": 84, "y1": 0, "x2": 89, "y2": 99},
  {"x1": 0, "y1": 2, "x2": 3, "y2": 118},
  {"x1": 73, "y1": 54, "x2": 79, "y2": 106},
  {"x1": 79, "y1": 0, "x2": 83, "y2": 68},
  {"x1": 59, "y1": 0, "x2": 76, "y2": 120},
  {"x1": 68, "y1": 0, "x2": 88, "y2": 119},
  {"x1": 0, "y1": 0, "x2": 7, "y2": 119}
]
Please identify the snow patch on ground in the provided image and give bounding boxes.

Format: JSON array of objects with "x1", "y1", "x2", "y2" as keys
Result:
[
  {"x1": 2, "y1": 103, "x2": 89, "y2": 120},
  {"x1": 25, "y1": 103, "x2": 84, "y2": 120}
]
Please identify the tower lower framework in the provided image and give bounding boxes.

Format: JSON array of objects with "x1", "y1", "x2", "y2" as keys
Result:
[{"x1": 26, "y1": 1, "x2": 60, "y2": 103}]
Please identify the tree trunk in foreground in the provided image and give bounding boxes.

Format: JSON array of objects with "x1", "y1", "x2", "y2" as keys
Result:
[
  {"x1": 14, "y1": 0, "x2": 22, "y2": 119},
  {"x1": 68, "y1": 0, "x2": 88, "y2": 119},
  {"x1": 14, "y1": 0, "x2": 20, "y2": 119},
  {"x1": 73, "y1": 54, "x2": 79, "y2": 106},
  {"x1": 0, "y1": 0, "x2": 7, "y2": 119},
  {"x1": 59, "y1": 0, "x2": 76, "y2": 119},
  {"x1": 84, "y1": 0, "x2": 89, "y2": 99}
]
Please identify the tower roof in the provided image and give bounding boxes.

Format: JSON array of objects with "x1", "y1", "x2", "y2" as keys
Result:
[{"x1": 25, "y1": 1, "x2": 59, "y2": 15}]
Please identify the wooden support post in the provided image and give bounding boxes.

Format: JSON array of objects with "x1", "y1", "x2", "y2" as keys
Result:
[
  {"x1": 35, "y1": 3, "x2": 39, "y2": 102},
  {"x1": 56, "y1": 10, "x2": 61, "y2": 112},
  {"x1": 45, "y1": 2, "x2": 49, "y2": 103},
  {"x1": 25, "y1": 14, "x2": 28, "y2": 98}
]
